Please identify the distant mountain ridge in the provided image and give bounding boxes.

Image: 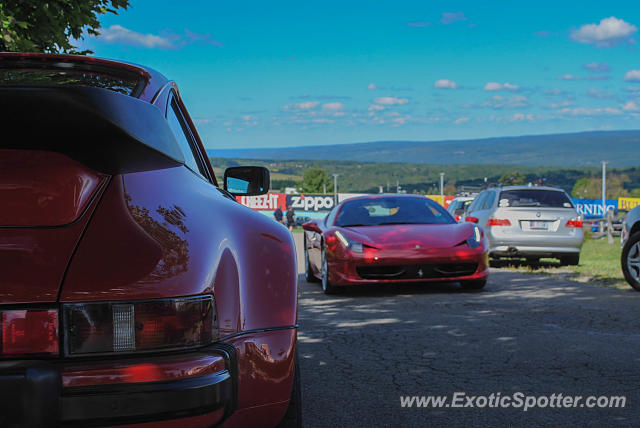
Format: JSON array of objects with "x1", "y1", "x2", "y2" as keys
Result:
[{"x1": 207, "y1": 130, "x2": 640, "y2": 167}]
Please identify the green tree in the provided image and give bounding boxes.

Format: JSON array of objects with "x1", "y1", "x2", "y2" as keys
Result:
[
  {"x1": 498, "y1": 171, "x2": 527, "y2": 186},
  {"x1": 0, "y1": 0, "x2": 129, "y2": 54},
  {"x1": 301, "y1": 167, "x2": 331, "y2": 193},
  {"x1": 572, "y1": 176, "x2": 630, "y2": 199}
]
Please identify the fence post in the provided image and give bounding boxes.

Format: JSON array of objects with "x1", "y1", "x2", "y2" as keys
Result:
[{"x1": 606, "y1": 209, "x2": 614, "y2": 244}]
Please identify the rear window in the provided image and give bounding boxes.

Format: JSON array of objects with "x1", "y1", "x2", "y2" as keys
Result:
[
  {"x1": 0, "y1": 67, "x2": 143, "y2": 96},
  {"x1": 498, "y1": 189, "x2": 573, "y2": 208}
]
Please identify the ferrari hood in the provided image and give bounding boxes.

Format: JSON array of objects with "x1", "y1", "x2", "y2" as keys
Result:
[{"x1": 340, "y1": 223, "x2": 475, "y2": 249}]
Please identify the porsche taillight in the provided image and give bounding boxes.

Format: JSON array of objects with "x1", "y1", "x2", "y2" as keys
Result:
[
  {"x1": 1, "y1": 309, "x2": 59, "y2": 357},
  {"x1": 63, "y1": 295, "x2": 218, "y2": 356}
]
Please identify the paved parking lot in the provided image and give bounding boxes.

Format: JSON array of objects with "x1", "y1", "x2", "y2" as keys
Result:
[{"x1": 293, "y1": 233, "x2": 640, "y2": 427}]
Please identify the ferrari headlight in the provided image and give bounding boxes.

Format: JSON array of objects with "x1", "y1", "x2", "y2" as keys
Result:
[
  {"x1": 466, "y1": 226, "x2": 483, "y2": 249},
  {"x1": 334, "y1": 230, "x2": 363, "y2": 253}
]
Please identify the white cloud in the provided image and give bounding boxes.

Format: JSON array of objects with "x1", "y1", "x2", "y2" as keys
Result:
[
  {"x1": 484, "y1": 82, "x2": 519, "y2": 91},
  {"x1": 557, "y1": 107, "x2": 622, "y2": 116},
  {"x1": 559, "y1": 74, "x2": 579, "y2": 81},
  {"x1": 454, "y1": 117, "x2": 470, "y2": 124},
  {"x1": 621, "y1": 101, "x2": 639, "y2": 111},
  {"x1": 509, "y1": 113, "x2": 534, "y2": 122},
  {"x1": 482, "y1": 95, "x2": 530, "y2": 109},
  {"x1": 583, "y1": 62, "x2": 610, "y2": 73},
  {"x1": 322, "y1": 102, "x2": 344, "y2": 111},
  {"x1": 285, "y1": 101, "x2": 320, "y2": 110},
  {"x1": 374, "y1": 96, "x2": 409, "y2": 105},
  {"x1": 367, "y1": 83, "x2": 378, "y2": 90},
  {"x1": 624, "y1": 70, "x2": 640, "y2": 82},
  {"x1": 570, "y1": 17, "x2": 637, "y2": 47},
  {"x1": 98, "y1": 25, "x2": 174, "y2": 48},
  {"x1": 368, "y1": 104, "x2": 385, "y2": 111},
  {"x1": 434, "y1": 79, "x2": 457, "y2": 89},
  {"x1": 441, "y1": 12, "x2": 467, "y2": 25}
]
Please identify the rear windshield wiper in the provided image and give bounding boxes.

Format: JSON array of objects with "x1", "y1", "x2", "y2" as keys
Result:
[{"x1": 339, "y1": 223, "x2": 368, "y2": 227}]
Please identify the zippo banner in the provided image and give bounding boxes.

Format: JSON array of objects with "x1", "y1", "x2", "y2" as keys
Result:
[
  {"x1": 571, "y1": 199, "x2": 618, "y2": 219},
  {"x1": 286, "y1": 194, "x2": 336, "y2": 212}
]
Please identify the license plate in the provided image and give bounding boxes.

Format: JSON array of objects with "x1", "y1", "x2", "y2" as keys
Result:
[{"x1": 529, "y1": 221, "x2": 548, "y2": 230}]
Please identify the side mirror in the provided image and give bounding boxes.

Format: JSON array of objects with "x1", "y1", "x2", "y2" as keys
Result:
[
  {"x1": 302, "y1": 221, "x2": 322, "y2": 234},
  {"x1": 224, "y1": 166, "x2": 270, "y2": 196},
  {"x1": 465, "y1": 216, "x2": 479, "y2": 224}
]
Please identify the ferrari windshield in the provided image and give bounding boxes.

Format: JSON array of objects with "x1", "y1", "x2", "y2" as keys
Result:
[{"x1": 335, "y1": 197, "x2": 455, "y2": 227}]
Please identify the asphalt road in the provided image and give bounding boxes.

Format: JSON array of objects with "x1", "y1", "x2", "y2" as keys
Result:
[{"x1": 292, "y1": 233, "x2": 640, "y2": 427}]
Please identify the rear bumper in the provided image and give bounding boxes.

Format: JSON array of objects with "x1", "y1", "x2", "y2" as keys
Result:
[
  {"x1": 487, "y1": 230, "x2": 584, "y2": 257},
  {"x1": 0, "y1": 343, "x2": 237, "y2": 427}
]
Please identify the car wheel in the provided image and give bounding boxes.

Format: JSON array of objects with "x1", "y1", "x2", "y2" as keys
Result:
[
  {"x1": 559, "y1": 254, "x2": 580, "y2": 266},
  {"x1": 321, "y1": 245, "x2": 339, "y2": 294},
  {"x1": 525, "y1": 256, "x2": 540, "y2": 264},
  {"x1": 461, "y1": 279, "x2": 487, "y2": 290},
  {"x1": 622, "y1": 232, "x2": 640, "y2": 291},
  {"x1": 304, "y1": 237, "x2": 319, "y2": 283},
  {"x1": 277, "y1": 353, "x2": 302, "y2": 428}
]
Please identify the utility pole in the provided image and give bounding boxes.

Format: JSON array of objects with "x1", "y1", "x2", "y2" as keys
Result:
[
  {"x1": 323, "y1": 182, "x2": 326, "y2": 194},
  {"x1": 333, "y1": 174, "x2": 339, "y2": 205},
  {"x1": 601, "y1": 161, "x2": 607, "y2": 218},
  {"x1": 440, "y1": 172, "x2": 445, "y2": 206}
]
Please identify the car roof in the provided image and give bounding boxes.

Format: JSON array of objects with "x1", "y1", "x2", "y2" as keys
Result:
[
  {"x1": 0, "y1": 52, "x2": 169, "y2": 102},
  {"x1": 489, "y1": 185, "x2": 566, "y2": 192},
  {"x1": 340, "y1": 193, "x2": 430, "y2": 204}
]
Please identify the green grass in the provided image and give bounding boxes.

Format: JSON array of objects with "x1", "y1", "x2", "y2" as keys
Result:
[{"x1": 496, "y1": 237, "x2": 627, "y2": 289}]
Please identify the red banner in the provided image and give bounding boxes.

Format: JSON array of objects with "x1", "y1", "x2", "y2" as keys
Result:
[{"x1": 236, "y1": 193, "x2": 286, "y2": 211}]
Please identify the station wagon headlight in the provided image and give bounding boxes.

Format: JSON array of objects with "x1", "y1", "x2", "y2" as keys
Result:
[
  {"x1": 334, "y1": 230, "x2": 364, "y2": 252},
  {"x1": 466, "y1": 226, "x2": 483, "y2": 249}
]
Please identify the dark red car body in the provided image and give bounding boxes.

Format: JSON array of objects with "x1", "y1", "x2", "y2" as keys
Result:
[
  {"x1": 0, "y1": 53, "x2": 298, "y2": 427},
  {"x1": 303, "y1": 194, "x2": 489, "y2": 293}
]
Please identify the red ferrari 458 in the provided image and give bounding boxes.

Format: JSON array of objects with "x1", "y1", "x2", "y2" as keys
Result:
[
  {"x1": 0, "y1": 53, "x2": 299, "y2": 427},
  {"x1": 303, "y1": 194, "x2": 489, "y2": 293}
]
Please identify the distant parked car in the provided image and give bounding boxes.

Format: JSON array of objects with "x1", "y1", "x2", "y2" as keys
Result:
[
  {"x1": 621, "y1": 206, "x2": 640, "y2": 290},
  {"x1": 447, "y1": 196, "x2": 475, "y2": 221},
  {"x1": 464, "y1": 186, "x2": 584, "y2": 265},
  {"x1": 302, "y1": 194, "x2": 489, "y2": 293}
]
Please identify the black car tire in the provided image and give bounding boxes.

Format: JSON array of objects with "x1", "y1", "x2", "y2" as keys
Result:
[
  {"x1": 321, "y1": 245, "x2": 340, "y2": 294},
  {"x1": 622, "y1": 232, "x2": 640, "y2": 291},
  {"x1": 559, "y1": 254, "x2": 580, "y2": 266},
  {"x1": 461, "y1": 279, "x2": 487, "y2": 290},
  {"x1": 304, "y1": 237, "x2": 320, "y2": 283},
  {"x1": 277, "y1": 353, "x2": 302, "y2": 428}
]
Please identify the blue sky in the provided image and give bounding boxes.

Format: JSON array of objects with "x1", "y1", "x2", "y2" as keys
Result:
[{"x1": 80, "y1": 0, "x2": 640, "y2": 150}]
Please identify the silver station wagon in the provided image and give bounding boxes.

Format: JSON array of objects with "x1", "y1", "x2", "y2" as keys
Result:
[{"x1": 464, "y1": 185, "x2": 584, "y2": 265}]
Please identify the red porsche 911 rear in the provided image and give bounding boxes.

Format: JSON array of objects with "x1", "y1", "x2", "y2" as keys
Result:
[
  {"x1": 303, "y1": 195, "x2": 489, "y2": 293},
  {"x1": 0, "y1": 54, "x2": 299, "y2": 428}
]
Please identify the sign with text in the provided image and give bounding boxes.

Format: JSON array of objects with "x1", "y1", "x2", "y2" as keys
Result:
[
  {"x1": 619, "y1": 197, "x2": 640, "y2": 211},
  {"x1": 571, "y1": 199, "x2": 618, "y2": 219},
  {"x1": 236, "y1": 193, "x2": 286, "y2": 211},
  {"x1": 286, "y1": 194, "x2": 336, "y2": 212}
]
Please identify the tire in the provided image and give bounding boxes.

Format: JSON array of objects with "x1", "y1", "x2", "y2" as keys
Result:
[
  {"x1": 277, "y1": 353, "x2": 302, "y2": 428},
  {"x1": 461, "y1": 279, "x2": 487, "y2": 290},
  {"x1": 559, "y1": 254, "x2": 580, "y2": 266},
  {"x1": 525, "y1": 256, "x2": 540, "y2": 264},
  {"x1": 622, "y1": 232, "x2": 640, "y2": 291},
  {"x1": 304, "y1": 237, "x2": 320, "y2": 283},
  {"x1": 321, "y1": 245, "x2": 340, "y2": 294}
]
